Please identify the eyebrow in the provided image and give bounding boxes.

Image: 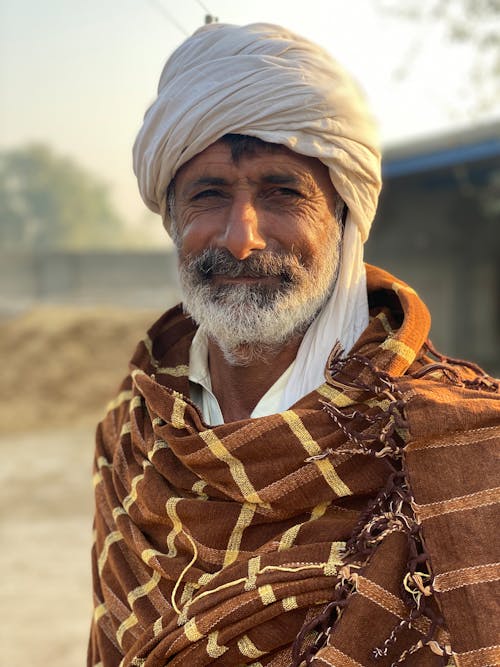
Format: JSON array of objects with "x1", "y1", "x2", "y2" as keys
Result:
[
  {"x1": 186, "y1": 176, "x2": 228, "y2": 190},
  {"x1": 260, "y1": 174, "x2": 302, "y2": 186},
  {"x1": 184, "y1": 173, "x2": 303, "y2": 193}
]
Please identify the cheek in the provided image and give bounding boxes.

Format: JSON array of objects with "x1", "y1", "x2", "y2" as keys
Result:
[
  {"x1": 176, "y1": 212, "x2": 219, "y2": 257},
  {"x1": 284, "y1": 214, "x2": 335, "y2": 263},
  {"x1": 303, "y1": 224, "x2": 340, "y2": 272}
]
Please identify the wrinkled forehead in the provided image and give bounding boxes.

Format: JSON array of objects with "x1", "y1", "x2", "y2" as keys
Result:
[{"x1": 171, "y1": 135, "x2": 335, "y2": 195}]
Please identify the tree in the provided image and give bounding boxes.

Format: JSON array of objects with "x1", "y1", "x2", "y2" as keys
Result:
[{"x1": 0, "y1": 144, "x2": 126, "y2": 250}]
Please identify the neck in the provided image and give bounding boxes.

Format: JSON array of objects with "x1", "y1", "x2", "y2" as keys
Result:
[{"x1": 207, "y1": 336, "x2": 302, "y2": 422}]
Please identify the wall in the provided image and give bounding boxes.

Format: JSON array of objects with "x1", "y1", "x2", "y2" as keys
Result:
[{"x1": 0, "y1": 250, "x2": 181, "y2": 313}]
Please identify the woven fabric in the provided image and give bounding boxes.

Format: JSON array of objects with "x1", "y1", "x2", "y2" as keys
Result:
[{"x1": 88, "y1": 265, "x2": 500, "y2": 667}]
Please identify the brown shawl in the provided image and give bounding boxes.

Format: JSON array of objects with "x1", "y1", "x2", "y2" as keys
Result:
[{"x1": 88, "y1": 265, "x2": 500, "y2": 667}]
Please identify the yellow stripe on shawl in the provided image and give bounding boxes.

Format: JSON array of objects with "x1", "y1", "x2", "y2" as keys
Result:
[
  {"x1": 238, "y1": 635, "x2": 266, "y2": 659},
  {"x1": 112, "y1": 506, "x2": 127, "y2": 521},
  {"x1": 317, "y1": 385, "x2": 391, "y2": 412},
  {"x1": 98, "y1": 531, "x2": 123, "y2": 575},
  {"x1": 141, "y1": 548, "x2": 164, "y2": 566},
  {"x1": 93, "y1": 602, "x2": 107, "y2": 623},
  {"x1": 198, "y1": 571, "x2": 217, "y2": 587},
  {"x1": 96, "y1": 455, "x2": 112, "y2": 470},
  {"x1": 278, "y1": 523, "x2": 301, "y2": 552},
  {"x1": 258, "y1": 584, "x2": 276, "y2": 606},
  {"x1": 126, "y1": 570, "x2": 162, "y2": 608},
  {"x1": 278, "y1": 501, "x2": 329, "y2": 551},
  {"x1": 171, "y1": 396, "x2": 186, "y2": 429},
  {"x1": 130, "y1": 395, "x2": 143, "y2": 411},
  {"x1": 120, "y1": 422, "x2": 132, "y2": 437},
  {"x1": 123, "y1": 462, "x2": 151, "y2": 512},
  {"x1": 153, "y1": 616, "x2": 163, "y2": 637},
  {"x1": 192, "y1": 479, "x2": 208, "y2": 500},
  {"x1": 223, "y1": 503, "x2": 256, "y2": 568},
  {"x1": 141, "y1": 333, "x2": 155, "y2": 362},
  {"x1": 184, "y1": 617, "x2": 204, "y2": 642},
  {"x1": 165, "y1": 497, "x2": 183, "y2": 557},
  {"x1": 93, "y1": 456, "x2": 113, "y2": 487},
  {"x1": 244, "y1": 555, "x2": 261, "y2": 591},
  {"x1": 199, "y1": 430, "x2": 264, "y2": 505},
  {"x1": 380, "y1": 337, "x2": 416, "y2": 364},
  {"x1": 282, "y1": 410, "x2": 352, "y2": 497},
  {"x1": 282, "y1": 596, "x2": 298, "y2": 611},
  {"x1": 207, "y1": 631, "x2": 228, "y2": 658},
  {"x1": 316, "y1": 384, "x2": 355, "y2": 406},
  {"x1": 148, "y1": 439, "x2": 169, "y2": 461},
  {"x1": 324, "y1": 541, "x2": 344, "y2": 576},
  {"x1": 106, "y1": 390, "x2": 133, "y2": 413},
  {"x1": 375, "y1": 311, "x2": 393, "y2": 334},
  {"x1": 116, "y1": 612, "x2": 138, "y2": 648},
  {"x1": 180, "y1": 582, "x2": 198, "y2": 605},
  {"x1": 156, "y1": 364, "x2": 189, "y2": 377}
]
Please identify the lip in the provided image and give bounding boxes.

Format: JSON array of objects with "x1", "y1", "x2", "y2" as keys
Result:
[{"x1": 211, "y1": 275, "x2": 277, "y2": 285}]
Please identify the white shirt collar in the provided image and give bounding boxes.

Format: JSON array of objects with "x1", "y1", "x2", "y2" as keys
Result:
[{"x1": 188, "y1": 327, "x2": 294, "y2": 425}]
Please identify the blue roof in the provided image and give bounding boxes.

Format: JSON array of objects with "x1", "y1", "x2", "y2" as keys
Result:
[{"x1": 382, "y1": 132, "x2": 500, "y2": 178}]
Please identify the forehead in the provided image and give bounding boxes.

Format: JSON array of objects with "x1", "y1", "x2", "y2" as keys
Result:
[{"x1": 174, "y1": 140, "x2": 333, "y2": 190}]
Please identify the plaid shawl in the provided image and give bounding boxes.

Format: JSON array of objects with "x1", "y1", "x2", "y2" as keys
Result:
[{"x1": 88, "y1": 265, "x2": 500, "y2": 667}]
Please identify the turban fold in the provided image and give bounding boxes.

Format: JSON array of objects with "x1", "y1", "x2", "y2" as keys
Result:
[{"x1": 133, "y1": 22, "x2": 381, "y2": 243}]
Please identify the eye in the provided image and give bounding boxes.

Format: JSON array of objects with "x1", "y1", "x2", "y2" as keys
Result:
[
  {"x1": 265, "y1": 187, "x2": 303, "y2": 200},
  {"x1": 191, "y1": 189, "x2": 225, "y2": 201}
]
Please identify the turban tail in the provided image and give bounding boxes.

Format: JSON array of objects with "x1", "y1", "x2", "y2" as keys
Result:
[{"x1": 132, "y1": 22, "x2": 381, "y2": 243}]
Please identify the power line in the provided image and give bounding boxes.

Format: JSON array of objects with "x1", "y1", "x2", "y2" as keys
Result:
[
  {"x1": 193, "y1": 0, "x2": 211, "y2": 15},
  {"x1": 146, "y1": 0, "x2": 189, "y2": 36}
]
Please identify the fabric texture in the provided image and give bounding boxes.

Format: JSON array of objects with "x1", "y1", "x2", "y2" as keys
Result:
[
  {"x1": 88, "y1": 265, "x2": 500, "y2": 667},
  {"x1": 133, "y1": 21, "x2": 380, "y2": 412}
]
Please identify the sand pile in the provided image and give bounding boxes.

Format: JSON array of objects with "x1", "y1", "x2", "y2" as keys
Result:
[{"x1": 0, "y1": 306, "x2": 163, "y2": 433}]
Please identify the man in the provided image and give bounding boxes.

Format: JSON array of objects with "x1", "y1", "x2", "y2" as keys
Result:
[{"x1": 89, "y1": 23, "x2": 499, "y2": 667}]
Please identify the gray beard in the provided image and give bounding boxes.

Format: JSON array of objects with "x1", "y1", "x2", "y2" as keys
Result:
[{"x1": 179, "y1": 243, "x2": 340, "y2": 365}]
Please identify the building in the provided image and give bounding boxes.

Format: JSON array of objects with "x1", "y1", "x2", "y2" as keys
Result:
[{"x1": 366, "y1": 119, "x2": 500, "y2": 375}]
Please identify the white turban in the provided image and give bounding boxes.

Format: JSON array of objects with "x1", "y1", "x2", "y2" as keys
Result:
[
  {"x1": 133, "y1": 22, "x2": 382, "y2": 411},
  {"x1": 133, "y1": 22, "x2": 380, "y2": 242}
]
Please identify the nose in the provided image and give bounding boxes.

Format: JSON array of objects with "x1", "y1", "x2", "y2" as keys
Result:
[{"x1": 218, "y1": 196, "x2": 266, "y2": 260}]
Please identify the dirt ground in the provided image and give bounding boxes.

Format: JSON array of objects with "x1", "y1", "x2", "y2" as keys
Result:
[{"x1": 0, "y1": 307, "x2": 164, "y2": 666}]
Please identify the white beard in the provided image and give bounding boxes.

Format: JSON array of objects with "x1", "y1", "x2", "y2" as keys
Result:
[{"x1": 178, "y1": 231, "x2": 341, "y2": 365}]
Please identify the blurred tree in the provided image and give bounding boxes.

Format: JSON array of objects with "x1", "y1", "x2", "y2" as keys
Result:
[
  {"x1": 0, "y1": 144, "x2": 126, "y2": 250},
  {"x1": 377, "y1": 0, "x2": 500, "y2": 114}
]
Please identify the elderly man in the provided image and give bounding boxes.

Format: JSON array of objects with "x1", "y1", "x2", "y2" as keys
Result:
[{"x1": 89, "y1": 23, "x2": 499, "y2": 667}]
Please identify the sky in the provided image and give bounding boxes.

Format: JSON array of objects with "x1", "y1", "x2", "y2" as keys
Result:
[{"x1": 1, "y1": 0, "x2": 498, "y2": 230}]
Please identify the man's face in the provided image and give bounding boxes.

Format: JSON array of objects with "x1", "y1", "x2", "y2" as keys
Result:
[{"x1": 171, "y1": 140, "x2": 342, "y2": 363}]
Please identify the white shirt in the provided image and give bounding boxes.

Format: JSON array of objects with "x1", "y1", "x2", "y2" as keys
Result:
[{"x1": 188, "y1": 327, "x2": 294, "y2": 425}]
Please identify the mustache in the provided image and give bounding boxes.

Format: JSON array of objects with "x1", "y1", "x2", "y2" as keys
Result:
[{"x1": 185, "y1": 248, "x2": 306, "y2": 282}]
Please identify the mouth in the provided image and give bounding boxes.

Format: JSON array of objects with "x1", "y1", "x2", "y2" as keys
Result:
[{"x1": 210, "y1": 274, "x2": 280, "y2": 286}]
